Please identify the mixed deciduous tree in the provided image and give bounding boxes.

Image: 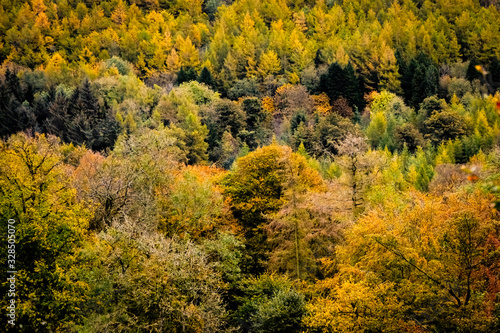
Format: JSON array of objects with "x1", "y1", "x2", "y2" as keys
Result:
[
  {"x1": 1, "y1": 1, "x2": 500, "y2": 331},
  {"x1": 223, "y1": 143, "x2": 324, "y2": 274},
  {"x1": 304, "y1": 190, "x2": 500, "y2": 332},
  {"x1": 80, "y1": 225, "x2": 230, "y2": 332},
  {"x1": 234, "y1": 274, "x2": 307, "y2": 333}
]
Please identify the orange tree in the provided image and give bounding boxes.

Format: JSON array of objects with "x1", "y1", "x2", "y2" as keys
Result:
[{"x1": 304, "y1": 190, "x2": 500, "y2": 332}]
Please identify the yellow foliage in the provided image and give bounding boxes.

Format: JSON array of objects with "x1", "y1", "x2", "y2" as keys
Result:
[
  {"x1": 166, "y1": 48, "x2": 181, "y2": 72},
  {"x1": 31, "y1": 0, "x2": 46, "y2": 14},
  {"x1": 435, "y1": 143, "x2": 454, "y2": 165},
  {"x1": 79, "y1": 46, "x2": 95, "y2": 64},
  {"x1": 312, "y1": 93, "x2": 332, "y2": 114},
  {"x1": 305, "y1": 190, "x2": 499, "y2": 332},
  {"x1": 45, "y1": 53, "x2": 68, "y2": 78},
  {"x1": 34, "y1": 12, "x2": 50, "y2": 30},
  {"x1": 176, "y1": 35, "x2": 200, "y2": 68},
  {"x1": 288, "y1": 71, "x2": 300, "y2": 84},
  {"x1": 258, "y1": 49, "x2": 281, "y2": 77},
  {"x1": 275, "y1": 83, "x2": 293, "y2": 96},
  {"x1": 111, "y1": 0, "x2": 127, "y2": 25},
  {"x1": 262, "y1": 96, "x2": 275, "y2": 113}
]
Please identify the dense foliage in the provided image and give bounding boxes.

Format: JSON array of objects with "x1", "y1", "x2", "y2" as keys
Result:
[{"x1": 1, "y1": 0, "x2": 500, "y2": 332}]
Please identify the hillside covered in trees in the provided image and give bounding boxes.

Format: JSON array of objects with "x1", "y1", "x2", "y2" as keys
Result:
[{"x1": 1, "y1": 0, "x2": 500, "y2": 332}]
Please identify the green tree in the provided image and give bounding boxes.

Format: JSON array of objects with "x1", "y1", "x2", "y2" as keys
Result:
[
  {"x1": 198, "y1": 66, "x2": 215, "y2": 88},
  {"x1": 400, "y1": 53, "x2": 440, "y2": 107},
  {"x1": 410, "y1": 147, "x2": 435, "y2": 192},
  {"x1": 0, "y1": 69, "x2": 35, "y2": 137},
  {"x1": 80, "y1": 226, "x2": 229, "y2": 332},
  {"x1": 202, "y1": 99, "x2": 246, "y2": 164},
  {"x1": 423, "y1": 110, "x2": 468, "y2": 146},
  {"x1": 310, "y1": 113, "x2": 360, "y2": 157},
  {"x1": 395, "y1": 123, "x2": 425, "y2": 153},
  {"x1": 366, "y1": 111, "x2": 387, "y2": 149},
  {"x1": 240, "y1": 97, "x2": 272, "y2": 149},
  {"x1": 234, "y1": 274, "x2": 307, "y2": 333},
  {"x1": 176, "y1": 66, "x2": 198, "y2": 85},
  {"x1": 162, "y1": 165, "x2": 226, "y2": 238}
]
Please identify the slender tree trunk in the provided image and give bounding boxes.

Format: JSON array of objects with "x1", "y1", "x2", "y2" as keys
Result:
[
  {"x1": 294, "y1": 216, "x2": 300, "y2": 280},
  {"x1": 292, "y1": 182, "x2": 300, "y2": 280}
]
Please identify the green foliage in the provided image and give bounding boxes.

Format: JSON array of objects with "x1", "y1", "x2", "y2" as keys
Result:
[
  {"x1": 310, "y1": 112, "x2": 361, "y2": 156},
  {"x1": 169, "y1": 115, "x2": 210, "y2": 164},
  {"x1": 1, "y1": 1, "x2": 500, "y2": 331},
  {"x1": 104, "y1": 56, "x2": 133, "y2": 76},
  {"x1": 234, "y1": 274, "x2": 307, "y2": 333},
  {"x1": 410, "y1": 147, "x2": 435, "y2": 192},
  {"x1": 423, "y1": 109, "x2": 468, "y2": 145},
  {"x1": 241, "y1": 97, "x2": 272, "y2": 148},
  {"x1": 401, "y1": 55, "x2": 435, "y2": 104},
  {"x1": 79, "y1": 227, "x2": 229, "y2": 332},
  {"x1": 198, "y1": 66, "x2": 216, "y2": 88},
  {"x1": 176, "y1": 66, "x2": 198, "y2": 85},
  {"x1": 45, "y1": 78, "x2": 120, "y2": 150},
  {"x1": 162, "y1": 166, "x2": 225, "y2": 238},
  {"x1": 366, "y1": 111, "x2": 387, "y2": 149},
  {"x1": 223, "y1": 143, "x2": 323, "y2": 230},
  {"x1": 395, "y1": 123, "x2": 425, "y2": 153}
]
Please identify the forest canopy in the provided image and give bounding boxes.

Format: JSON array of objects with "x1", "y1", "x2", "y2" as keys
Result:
[{"x1": 1, "y1": 0, "x2": 500, "y2": 332}]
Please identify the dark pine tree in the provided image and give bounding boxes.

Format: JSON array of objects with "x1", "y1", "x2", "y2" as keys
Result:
[
  {"x1": 32, "y1": 86, "x2": 56, "y2": 134},
  {"x1": 242, "y1": 97, "x2": 264, "y2": 133},
  {"x1": 317, "y1": 62, "x2": 363, "y2": 111},
  {"x1": 398, "y1": 54, "x2": 414, "y2": 104},
  {"x1": 0, "y1": 69, "x2": 32, "y2": 137},
  {"x1": 490, "y1": 57, "x2": 500, "y2": 92},
  {"x1": 65, "y1": 80, "x2": 100, "y2": 146},
  {"x1": 45, "y1": 95, "x2": 70, "y2": 141},
  {"x1": 176, "y1": 66, "x2": 198, "y2": 85},
  {"x1": 400, "y1": 53, "x2": 439, "y2": 108},
  {"x1": 240, "y1": 97, "x2": 270, "y2": 149},
  {"x1": 466, "y1": 58, "x2": 483, "y2": 82},
  {"x1": 45, "y1": 79, "x2": 118, "y2": 150},
  {"x1": 198, "y1": 66, "x2": 215, "y2": 88},
  {"x1": 71, "y1": 79, "x2": 100, "y2": 118},
  {"x1": 215, "y1": 99, "x2": 246, "y2": 138}
]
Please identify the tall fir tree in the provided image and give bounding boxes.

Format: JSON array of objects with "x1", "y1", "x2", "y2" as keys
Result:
[
  {"x1": 317, "y1": 62, "x2": 363, "y2": 111},
  {"x1": 198, "y1": 66, "x2": 215, "y2": 88}
]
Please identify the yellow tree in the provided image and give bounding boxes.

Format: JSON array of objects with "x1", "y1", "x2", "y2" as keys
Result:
[
  {"x1": 305, "y1": 190, "x2": 500, "y2": 332},
  {"x1": 223, "y1": 143, "x2": 324, "y2": 274},
  {"x1": 0, "y1": 133, "x2": 91, "y2": 332},
  {"x1": 111, "y1": 0, "x2": 128, "y2": 26},
  {"x1": 176, "y1": 35, "x2": 201, "y2": 68},
  {"x1": 258, "y1": 49, "x2": 281, "y2": 78},
  {"x1": 377, "y1": 42, "x2": 402, "y2": 94}
]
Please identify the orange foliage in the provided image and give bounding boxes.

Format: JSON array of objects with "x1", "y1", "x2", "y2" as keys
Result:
[
  {"x1": 312, "y1": 93, "x2": 332, "y2": 115},
  {"x1": 262, "y1": 96, "x2": 274, "y2": 113}
]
